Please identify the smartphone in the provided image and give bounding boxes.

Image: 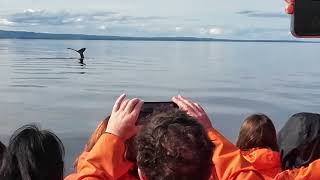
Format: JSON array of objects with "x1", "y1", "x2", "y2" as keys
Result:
[
  {"x1": 125, "y1": 101, "x2": 178, "y2": 163},
  {"x1": 137, "y1": 102, "x2": 178, "y2": 125},
  {"x1": 291, "y1": 0, "x2": 320, "y2": 37}
]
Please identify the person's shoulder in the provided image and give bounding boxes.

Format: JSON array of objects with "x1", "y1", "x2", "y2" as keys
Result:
[
  {"x1": 275, "y1": 159, "x2": 320, "y2": 180},
  {"x1": 64, "y1": 173, "x2": 77, "y2": 180},
  {"x1": 230, "y1": 168, "x2": 265, "y2": 180},
  {"x1": 274, "y1": 169, "x2": 299, "y2": 180}
]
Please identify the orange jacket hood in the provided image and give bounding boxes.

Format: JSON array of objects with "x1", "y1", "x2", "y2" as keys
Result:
[
  {"x1": 242, "y1": 148, "x2": 280, "y2": 170},
  {"x1": 242, "y1": 148, "x2": 281, "y2": 180}
]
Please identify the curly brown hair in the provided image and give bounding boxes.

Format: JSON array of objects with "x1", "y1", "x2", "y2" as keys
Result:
[{"x1": 136, "y1": 109, "x2": 214, "y2": 180}]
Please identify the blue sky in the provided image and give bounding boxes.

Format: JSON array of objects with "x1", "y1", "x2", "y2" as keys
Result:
[{"x1": 0, "y1": 0, "x2": 292, "y2": 39}]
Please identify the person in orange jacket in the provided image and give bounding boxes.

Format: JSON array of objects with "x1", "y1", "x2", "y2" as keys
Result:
[
  {"x1": 172, "y1": 96, "x2": 264, "y2": 180},
  {"x1": 65, "y1": 115, "x2": 139, "y2": 180},
  {"x1": 274, "y1": 112, "x2": 320, "y2": 180},
  {"x1": 76, "y1": 94, "x2": 216, "y2": 180},
  {"x1": 65, "y1": 117, "x2": 109, "y2": 180},
  {"x1": 235, "y1": 114, "x2": 281, "y2": 179}
]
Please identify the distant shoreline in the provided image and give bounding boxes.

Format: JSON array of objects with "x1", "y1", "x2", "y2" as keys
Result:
[{"x1": 1, "y1": 29, "x2": 320, "y2": 43}]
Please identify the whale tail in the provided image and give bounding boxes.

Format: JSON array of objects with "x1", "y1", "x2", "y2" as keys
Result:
[{"x1": 68, "y1": 48, "x2": 86, "y2": 59}]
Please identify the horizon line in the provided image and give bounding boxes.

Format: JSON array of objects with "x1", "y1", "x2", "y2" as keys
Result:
[{"x1": 0, "y1": 29, "x2": 319, "y2": 43}]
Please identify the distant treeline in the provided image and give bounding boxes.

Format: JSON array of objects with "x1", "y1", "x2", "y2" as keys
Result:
[{"x1": 0, "y1": 29, "x2": 319, "y2": 43}]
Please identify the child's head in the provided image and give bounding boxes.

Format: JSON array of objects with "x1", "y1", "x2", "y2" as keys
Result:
[
  {"x1": 0, "y1": 124, "x2": 64, "y2": 180},
  {"x1": 236, "y1": 114, "x2": 278, "y2": 151}
]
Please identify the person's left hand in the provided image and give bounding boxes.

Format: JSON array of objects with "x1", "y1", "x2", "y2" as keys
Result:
[
  {"x1": 172, "y1": 95, "x2": 213, "y2": 130},
  {"x1": 106, "y1": 94, "x2": 144, "y2": 140}
]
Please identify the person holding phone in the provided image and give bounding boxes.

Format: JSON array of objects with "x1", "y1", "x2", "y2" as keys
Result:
[
  {"x1": 172, "y1": 96, "x2": 264, "y2": 180},
  {"x1": 76, "y1": 94, "x2": 216, "y2": 180}
]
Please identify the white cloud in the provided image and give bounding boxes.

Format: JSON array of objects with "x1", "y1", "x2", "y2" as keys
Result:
[
  {"x1": 23, "y1": 9, "x2": 40, "y2": 13},
  {"x1": 99, "y1": 25, "x2": 107, "y2": 30},
  {"x1": 197, "y1": 27, "x2": 224, "y2": 36},
  {"x1": 175, "y1": 26, "x2": 183, "y2": 31},
  {"x1": 7, "y1": 9, "x2": 166, "y2": 27},
  {"x1": 0, "y1": 18, "x2": 14, "y2": 26},
  {"x1": 209, "y1": 27, "x2": 223, "y2": 35}
]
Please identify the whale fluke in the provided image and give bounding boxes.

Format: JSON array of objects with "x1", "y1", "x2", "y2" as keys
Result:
[{"x1": 68, "y1": 48, "x2": 86, "y2": 59}]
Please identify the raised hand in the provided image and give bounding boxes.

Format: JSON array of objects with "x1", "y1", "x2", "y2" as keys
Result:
[
  {"x1": 106, "y1": 94, "x2": 144, "y2": 140},
  {"x1": 172, "y1": 95, "x2": 213, "y2": 129}
]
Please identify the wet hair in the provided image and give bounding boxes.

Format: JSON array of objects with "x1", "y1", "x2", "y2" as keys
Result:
[
  {"x1": 136, "y1": 109, "x2": 214, "y2": 180},
  {"x1": 0, "y1": 124, "x2": 65, "y2": 180},
  {"x1": 236, "y1": 113, "x2": 278, "y2": 151},
  {"x1": 0, "y1": 141, "x2": 6, "y2": 167}
]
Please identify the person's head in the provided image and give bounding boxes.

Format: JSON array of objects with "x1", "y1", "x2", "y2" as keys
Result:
[
  {"x1": 0, "y1": 124, "x2": 65, "y2": 180},
  {"x1": 278, "y1": 112, "x2": 320, "y2": 170},
  {"x1": 135, "y1": 109, "x2": 214, "y2": 180},
  {"x1": 236, "y1": 113, "x2": 278, "y2": 151}
]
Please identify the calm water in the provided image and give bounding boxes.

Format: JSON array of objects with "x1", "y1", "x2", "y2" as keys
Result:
[{"x1": 0, "y1": 39, "x2": 320, "y2": 172}]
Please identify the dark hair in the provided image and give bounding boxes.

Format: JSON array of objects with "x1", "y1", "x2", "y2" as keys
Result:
[
  {"x1": 0, "y1": 141, "x2": 6, "y2": 167},
  {"x1": 0, "y1": 124, "x2": 65, "y2": 180},
  {"x1": 136, "y1": 109, "x2": 214, "y2": 180},
  {"x1": 236, "y1": 114, "x2": 278, "y2": 151}
]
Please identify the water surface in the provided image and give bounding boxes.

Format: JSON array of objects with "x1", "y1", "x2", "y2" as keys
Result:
[{"x1": 0, "y1": 39, "x2": 319, "y2": 172}]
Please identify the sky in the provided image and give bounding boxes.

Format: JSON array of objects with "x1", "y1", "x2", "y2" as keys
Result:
[{"x1": 0, "y1": 0, "x2": 293, "y2": 39}]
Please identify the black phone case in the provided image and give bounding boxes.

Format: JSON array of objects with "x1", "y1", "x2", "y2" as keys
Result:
[
  {"x1": 137, "y1": 102, "x2": 178, "y2": 125},
  {"x1": 292, "y1": 0, "x2": 320, "y2": 37}
]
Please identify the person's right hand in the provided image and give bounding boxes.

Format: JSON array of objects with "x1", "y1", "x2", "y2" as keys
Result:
[
  {"x1": 106, "y1": 94, "x2": 144, "y2": 140},
  {"x1": 285, "y1": 0, "x2": 294, "y2": 14},
  {"x1": 172, "y1": 95, "x2": 213, "y2": 130}
]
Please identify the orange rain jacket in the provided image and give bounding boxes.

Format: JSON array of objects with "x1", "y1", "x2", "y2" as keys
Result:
[
  {"x1": 65, "y1": 152, "x2": 89, "y2": 180},
  {"x1": 76, "y1": 133, "x2": 137, "y2": 180},
  {"x1": 274, "y1": 159, "x2": 320, "y2": 180},
  {"x1": 75, "y1": 127, "x2": 263, "y2": 180},
  {"x1": 241, "y1": 148, "x2": 281, "y2": 180},
  {"x1": 208, "y1": 128, "x2": 264, "y2": 180}
]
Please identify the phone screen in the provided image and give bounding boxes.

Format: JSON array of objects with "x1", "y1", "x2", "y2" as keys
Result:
[
  {"x1": 137, "y1": 102, "x2": 178, "y2": 125},
  {"x1": 292, "y1": 0, "x2": 320, "y2": 37}
]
